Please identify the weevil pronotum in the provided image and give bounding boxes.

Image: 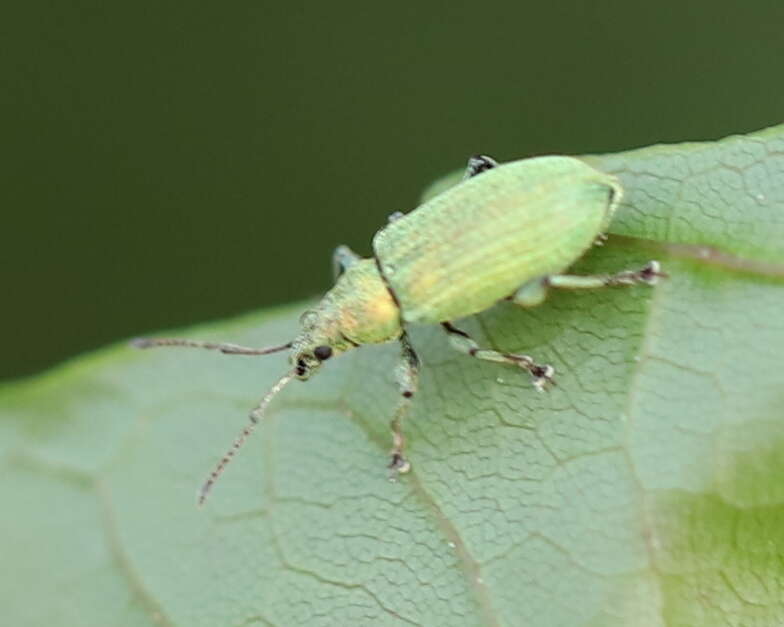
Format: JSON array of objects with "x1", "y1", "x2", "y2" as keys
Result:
[{"x1": 133, "y1": 154, "x2": 664, "y2": 505}]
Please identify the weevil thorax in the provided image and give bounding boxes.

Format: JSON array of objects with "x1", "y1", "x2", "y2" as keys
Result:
[{"x1": 290, "y1": 258, "x2": 402, "y2": 380}]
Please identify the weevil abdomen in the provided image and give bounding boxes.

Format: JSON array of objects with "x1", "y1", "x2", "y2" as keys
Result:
[{"x1": 373, "y1": 156, "x2": 621, "y2": 323}]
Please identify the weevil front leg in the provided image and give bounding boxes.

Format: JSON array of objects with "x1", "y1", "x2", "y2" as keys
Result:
[
  {"x1": 388, "y1": 331, "x2": 420, "y2": 479},
  {"x1": 441, "y1": 322, "x2": 554, "y2": 391},
  {"x1": 512, "y1": 260, "x2": 665, "y2": 307},
  {"x1": 332, "y1": 245, "x2": 361, "y2": 279}
]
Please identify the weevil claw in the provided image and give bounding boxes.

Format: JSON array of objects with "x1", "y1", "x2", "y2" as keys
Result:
[
  {"x1": 387, "y1": 453, "x2": 411, "y2": 481},
  {"x1": 531, "y1": 364, "x2": 556, "y2": 392},
  {"x1": 509, "y1": 355, "x2": 556, "y2": 391},
  {"x1": 640, "y1": 260, "x2": 667, "y2": 285}
]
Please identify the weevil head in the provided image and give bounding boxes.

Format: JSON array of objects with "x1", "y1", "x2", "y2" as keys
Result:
[{"x1": 290, "y1": 258, "x2": 402, "y2": 380}]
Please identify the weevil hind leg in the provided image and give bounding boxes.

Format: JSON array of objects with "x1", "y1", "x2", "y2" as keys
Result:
[
  {"x1": 332, "y1": 245, "x2": 362, "y2": 279},
  {"x1": 441, "y1": 322, "x2": 554, "y2": 391},
  {"x1": 511, "y1": 278, "x2": 549, "y2": 308},
  {"x1": 510, "y1": 261, "x2": 665, "y2": 308},
  {"x1": 388, "y1": 331, "x2": 420, "y2": 479},
  {"x1": 463, "y1": 155, "x2": 499, "y2": 179},
  {"x1": 545, "y1": 261, "x2": 664, "y2": 293}
]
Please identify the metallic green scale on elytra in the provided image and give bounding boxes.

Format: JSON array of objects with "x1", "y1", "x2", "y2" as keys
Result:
[
  {"x1": 374, "y1": 156, "x2": 621, "y2": 323},
  {"x1": 134, "y1": 154, "x2": 662, "y2": 505}
]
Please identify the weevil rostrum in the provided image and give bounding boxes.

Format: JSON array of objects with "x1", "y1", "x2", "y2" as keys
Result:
[{"x1": 134, "y1": 155, "x2": 664, "y2": 505}]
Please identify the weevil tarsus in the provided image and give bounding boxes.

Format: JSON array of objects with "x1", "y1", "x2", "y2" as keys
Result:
[
  {"x1": 388, "y1": 331, "x2": 420, "y2": 479},
  {"x1": 441, "y1": 322, "x2": 555, "y2": 392},
  {"x1": 332, "y1": 245, "x2": 361, "y2": 279},
  {"x1": 464, "y1": 154, "x2": 499, "y2": 179}
]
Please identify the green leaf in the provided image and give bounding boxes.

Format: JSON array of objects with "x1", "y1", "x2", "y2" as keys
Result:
[{"x1": 3, "y1": 125, "x2": 784, "y2": 626}]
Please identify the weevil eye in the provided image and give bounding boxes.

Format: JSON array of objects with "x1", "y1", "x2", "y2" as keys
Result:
[{"x1": 314, "y1": 345, "x2": 333, "y2": 361}]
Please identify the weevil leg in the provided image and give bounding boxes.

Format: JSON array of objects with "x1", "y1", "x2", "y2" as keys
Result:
[
  {"x1": 511, "y1": 278, "x2": 549, "y2": 307},
  {"x1": 510, "y1": 261, "x2": 664, "y2": 308},
  {"x1": 332, "y1": 245, "x2": 362, "y2": 279},
  {"x1": 463, "y1": 155, "x2": 499, "y2": 179},
  {"x1": 441, "y1": 322, "x2": 554, "y2": 391},
  {"x1": 545, "y1": 260, "x2": 665, "y2": 291},
  {"x1": 388, "y1": 331, "x2": 420, "y2": 480}
]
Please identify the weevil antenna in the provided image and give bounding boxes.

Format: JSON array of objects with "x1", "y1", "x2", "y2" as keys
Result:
[
  {"x1": 131, "y1": 337, "x2": 292, "y2": 356},
  {"x1": 198, "y1": 370, "x2": 296, "y2": 507}
]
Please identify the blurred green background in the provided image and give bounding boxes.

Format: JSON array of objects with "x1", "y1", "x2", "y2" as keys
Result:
[{"x1": 4, "y1": 1, "x2": 784, "y2": 380}]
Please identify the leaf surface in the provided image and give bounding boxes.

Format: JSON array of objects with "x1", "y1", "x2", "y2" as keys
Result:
[{"x1": 3, "y1": 126, "x2": 784, "y2": 626}]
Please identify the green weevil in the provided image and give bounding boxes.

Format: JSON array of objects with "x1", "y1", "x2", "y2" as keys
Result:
[{"x1": 134, "y1": 154, "x2": 663, "y2": 505}]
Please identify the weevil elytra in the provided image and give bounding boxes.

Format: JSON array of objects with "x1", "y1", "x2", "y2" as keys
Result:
[{"x1": 134, "y1": 154, "x2": 664, "y2": 505}]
